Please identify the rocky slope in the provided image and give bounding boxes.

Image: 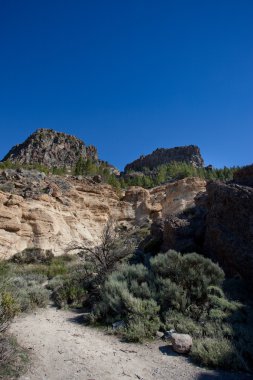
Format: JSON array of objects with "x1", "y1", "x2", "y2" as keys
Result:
[
  {"x1": 124, "y1": 145, "x2": 204, "y2": 172},
  {"x1": 2, "y1": 129, "x2": 98, "y2": 169},
  {"x1": 0, "y1": 168, "x2": 206, "y2": 259}
]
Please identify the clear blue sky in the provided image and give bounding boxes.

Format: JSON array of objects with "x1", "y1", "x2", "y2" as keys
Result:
[{"x1": 0, "y1": 1, "x2": 252, "y2": 170}]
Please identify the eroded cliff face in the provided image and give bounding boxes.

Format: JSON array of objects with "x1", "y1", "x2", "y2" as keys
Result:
[{"x1": 0, "y1": 170, "x2": 206, "y2": 259}]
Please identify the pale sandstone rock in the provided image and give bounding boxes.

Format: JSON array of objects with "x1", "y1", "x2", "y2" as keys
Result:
[{"x1": 0, "y1": 177, "x2": 206, "y2": 259}]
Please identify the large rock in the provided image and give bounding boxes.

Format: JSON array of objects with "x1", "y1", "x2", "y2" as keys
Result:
[
  {"x1": 162, "y1": 215, "x2": 199, "y2": 253},
  {"x1": 2, "y1": 128, "x2": 98, "y2": 169},
  {"x1": 125, "y1": 145, "x2": 204, "y2": 172},
  {"x1": 171, "y1": 333, "x2": 193, "y2": 354},
  {"x1": 143, "y1": 178, "x2": 207, "y2": 253},
  {"x1": 204, "y1": 181, "x2": 253, "y2": 286}
]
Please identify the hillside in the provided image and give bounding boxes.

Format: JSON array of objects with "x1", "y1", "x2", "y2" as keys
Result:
[{"x1": 0, "y1": 129, "x2": 253, "y2": 379}]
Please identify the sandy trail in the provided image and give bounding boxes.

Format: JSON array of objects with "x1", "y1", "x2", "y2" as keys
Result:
[{"x1": 9, "y1": 306, "x2": 250, "y2": 380}]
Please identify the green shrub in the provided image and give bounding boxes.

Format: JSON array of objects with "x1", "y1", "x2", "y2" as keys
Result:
[
  {"x1": 27, "y1": 286, "x2": 49, "y2": 309},
  {"x1": 164, "y1": 310, "x2": 202, "y2": 337},
  {"x1": 150, "y1": 251, "x2": 224, "y2": 316},
  {"x1": 51, "y1": 279, "x2": 87, "y2": 308},
  {"x1": 91, "y1": 263, "x2": 160, "y2": 342},
  {"x1": 119, "y1": 297, "x2": 160, "y2": 343},
  {"x1": 11, "y1": 248, "x2": 54, "y2": 265},
  {"x1": 190, "y1": 338, "x2": 248, "y2": 371},
  {"x1": 5, "y1": 278, "x2": 50, "y2": 312},
  {"x1": 46, "y1": 262, "x2": 67, "y2": 279},
  {"x1": 0, "y1": 292, "x2": 19, "y2": 333},
  {"x1": 0, "y1": 335, "x2": 29, "y2": 379}
]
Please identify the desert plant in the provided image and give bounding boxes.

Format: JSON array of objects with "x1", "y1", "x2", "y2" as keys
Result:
[
  {"x1": 190, "y1": 338, "x2": 248, "y2": 371},
  {"x1": 0, "y1": 335, "x2": 29, "y2": 379},
  {"x1": 67, "y1": 220, "x2": 135, "y2": 295},
  {"x1": 51, "y1": 278, "x2": 87, "y2": 308},
  {"x1": 11, "y1": 248, "x2": 54, "y2": 264},
  {"x1": 0, "y1": 292, "x2": 19, "y2": 333},
  {"x1": 150, "y1": 251, "x2": 225, "y2": 316}
]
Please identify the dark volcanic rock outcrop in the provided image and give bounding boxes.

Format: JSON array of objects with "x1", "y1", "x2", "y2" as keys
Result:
[
  {"x1": 204, "y1": 181, "x2": 253, "y2": 286},
  {"x1": 152, "y1": 165, "x2": 253, "y2": 288},
  {"x1": 125, "y1": 145, "x2": 204, "y2": 172},
  {"x1": 2, "y1": 129, "x2": 98, "y2": 169},
  {"x1": 161, "y1": 191, "x2": 207, "y2": 254}
]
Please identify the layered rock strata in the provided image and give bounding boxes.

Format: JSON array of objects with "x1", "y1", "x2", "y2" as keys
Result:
[{"x1": 0, "y1": 170, "x2": 206, "y2": 259}]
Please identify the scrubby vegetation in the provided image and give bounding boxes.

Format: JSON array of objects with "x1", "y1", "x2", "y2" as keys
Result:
[
  {"x1": 1, "y1": 227, "x2": 252, "y2": 374},
  {"x1": 0, "y1": 335, "x2": 29, "y2": 379},
  {"x1": 74, "y1": 158, "x2": 239, "y2": 189},
  {"x1": 0, "y1": 252, "x2": 82, "y2": 377},
  {"x1": 0, "y1": 160, "x2": 52, "y2": 174},
  {"x1": 123, "y1": 162, "x2": 239, "y2": 188},
  {"x1": 77, "y1": 248, "x2": 253, "y2": 372}
]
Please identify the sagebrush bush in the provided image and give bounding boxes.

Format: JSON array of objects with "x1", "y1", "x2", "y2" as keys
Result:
[
  {"x1": 190, "y1": 338, "x2": 248, "y2": 371},
  {"x1": 3, "y1": 276, "x2": 50, "y2": 312},
  {"x1": 164, "y1": 310, "x2": 202, "y2": 337},
  {"x1": 150, "y1": 251, "x2": 224, "y2": 314},
  {"x1": 88, "y1": 249, "x2": 253, "y2": 372},
  {"x1": 11, "y1": 248, "x2": 54, "y2": 264},
  {"x1": 50, "y1": 276, "x2": 87, "y2": 308},
  {"x1": 0, "y1": 292, "x2": 19, "y2": 333},
  {"x1": 92, "y1": 251, "x2": 226, "y2": 342},
  {"x1": 0, "y1": 335, "x2": 28, "y2": 379}
]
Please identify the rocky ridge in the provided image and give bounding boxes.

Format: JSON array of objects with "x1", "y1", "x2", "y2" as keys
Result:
[
  {"x1": 0, "y1": 168, "x2": 206, "y2": 259},
  {"x1": 125, "y1": 145, "x2": 204, "y2": 172},
  {"x1": 2, "y1": 128, "x2": 98, "y2": 169}
]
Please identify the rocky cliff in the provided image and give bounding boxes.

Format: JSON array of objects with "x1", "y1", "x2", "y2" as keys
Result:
[
  {"x1": 124, "y1": 145, "x2": 204, "y2": 172},
  {"x1": 204, "y1": 180, "x2": 253, "y2": 286},
  {"x1": 2, "y1": 129, "x2": 98, "y2": 169},
  {"x1": 152, "y1": 165, "x2": 253, "y2": 288},
  {"x1": 0, "y1": 169, "x2": 206, "y2": 259}
]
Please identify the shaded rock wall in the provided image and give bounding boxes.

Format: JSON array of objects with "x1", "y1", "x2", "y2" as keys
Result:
[
  {"x1": 157, "y1": 165, "x2": 253, "y2": 287},
  {"x1": 204, "y1": 181, "x2": 253, "y2": 286}
]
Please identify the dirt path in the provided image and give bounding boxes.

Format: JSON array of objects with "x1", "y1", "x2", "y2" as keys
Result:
[{"x1": 9, "y1": 307, "x2": 251, "y2": 380}]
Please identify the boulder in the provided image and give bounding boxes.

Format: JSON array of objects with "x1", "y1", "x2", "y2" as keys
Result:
[{"x1": 170, "y1": 333, "x2": 193, "y2": 354}]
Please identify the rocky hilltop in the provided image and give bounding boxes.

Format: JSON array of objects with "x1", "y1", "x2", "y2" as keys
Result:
[
  {"x1": 125, "y1": 145, "x2": 204, "y2": 172},
  {"x1": 2, "y1": 128, "x2": 98, "y2": 169}
]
